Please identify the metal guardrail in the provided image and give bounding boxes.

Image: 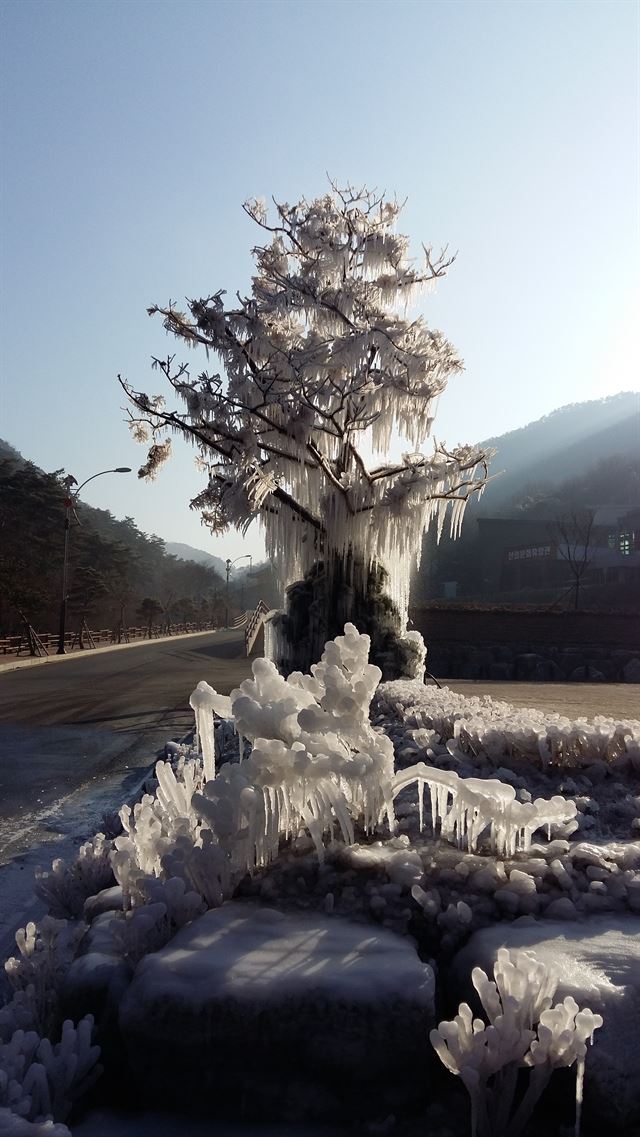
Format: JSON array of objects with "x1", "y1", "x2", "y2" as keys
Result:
[{"x1": 245, "y1": 600, "x2": 270, "y2": 655}]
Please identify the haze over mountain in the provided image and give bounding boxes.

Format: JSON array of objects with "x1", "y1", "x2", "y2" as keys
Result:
[
  {"x1": 162, "y1": 543, "x2": 228, "y2": 576},
  {"x1": 476, "y1": 391, "x2": 639, "y2": 512}
]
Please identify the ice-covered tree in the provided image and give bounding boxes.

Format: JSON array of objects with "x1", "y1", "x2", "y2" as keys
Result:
[{"x1": 120, "y1": 184, "x2": 491, "y2": 677}]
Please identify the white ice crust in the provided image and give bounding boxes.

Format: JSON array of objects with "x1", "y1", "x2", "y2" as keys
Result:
[{"x1": 123, "y1": 901, "x2": 435, "y2": 1010}]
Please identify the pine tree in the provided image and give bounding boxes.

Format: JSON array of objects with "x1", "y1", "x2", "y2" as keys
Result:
[{"x1": 120, "y1": 184, "x2": 491, "y2": 676}]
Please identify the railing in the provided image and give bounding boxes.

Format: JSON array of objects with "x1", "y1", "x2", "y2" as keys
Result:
[
  {"x1": 0, "y1": 621, "x2": 221, "y2": 659},
  {"x1": 245, "y1": 600, "x2": 271, "y2": 655}
]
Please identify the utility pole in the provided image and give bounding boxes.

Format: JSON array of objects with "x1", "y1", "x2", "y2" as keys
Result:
[
  {"x1": 225, "y1": 554, "x2": 252, "y2": 628},
  {"x1": 57, "y1": 467, "x2": 131, "y2": 654}
]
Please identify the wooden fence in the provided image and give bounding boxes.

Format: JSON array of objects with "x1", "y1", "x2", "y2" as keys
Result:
[{"x1": 0, "y1": 621, "x2": 219, "y2": 659}]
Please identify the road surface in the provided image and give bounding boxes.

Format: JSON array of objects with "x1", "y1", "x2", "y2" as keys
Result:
[
  {"x1": 0, "y1": 629, "x2": 252, "y2": 863},
  {"x1": 444, "y1": 679, "x2": 638, "y2": 721}
]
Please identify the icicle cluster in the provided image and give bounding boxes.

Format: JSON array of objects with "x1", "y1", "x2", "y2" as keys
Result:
[
  {"x1": 431, "y1": 948, "x2": 603, "y2": 1137},
  {"x1": 392, "y1": 762, "x2": 577, "y2": 857}
]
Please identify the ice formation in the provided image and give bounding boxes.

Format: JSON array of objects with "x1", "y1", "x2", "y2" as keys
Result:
[
  {"x1": 106, "y1": 625, "x2": 592, "y2": 912},
  {"x1": 392, "y1": 762, "x2": 577, "y2": 857},
  {"x1": 377, "y1": 680, "x2": 640, "y2": 769},
  {"x1": 7, "y1": 624, "x2": 638, "y2": 1132},
  {"x1": 0, "y1": 1018, "x2": 100, "y2": 1127},
  {"x1": 189, "y1": 681, "x2": 224, "y2": 781},
  {"x1": 431, "y1": 947, "x2": 603, "y2": 1137},
  {"x1": 1, "y1": 921, "x2": 100, "y2": 1128}
]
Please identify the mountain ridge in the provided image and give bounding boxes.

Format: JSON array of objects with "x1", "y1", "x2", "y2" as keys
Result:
[{"x1": 476, "y1": 391, "x2": 639, "y2": 512}]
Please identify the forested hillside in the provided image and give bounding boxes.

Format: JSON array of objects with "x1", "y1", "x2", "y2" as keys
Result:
[
  {"x1": 476, "y1": 392, "x2": 639, "y2": 512},
  {"x1": 0, "y1": 445, "x2": 225, "y2": 638},
  {"x1": 417, "y1": 393, "x2": 640, "y2": 605}
]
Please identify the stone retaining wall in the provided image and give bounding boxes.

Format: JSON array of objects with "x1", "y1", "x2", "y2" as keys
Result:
[{"x1": 409, "y1": 607, "x2": 640, "y2": 683}]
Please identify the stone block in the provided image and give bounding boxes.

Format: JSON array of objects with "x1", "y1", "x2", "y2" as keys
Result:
[{"x1": 119, "y1": 902, "x2": 436, "y2": 1122}]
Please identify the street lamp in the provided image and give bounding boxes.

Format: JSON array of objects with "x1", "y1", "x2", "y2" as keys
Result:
[
  {"x1": 225, "y1": 554, "x2": 252, "y2": 628},
  {"x1": 57, "y1": 467, "x2": 131, "y2": 655}
]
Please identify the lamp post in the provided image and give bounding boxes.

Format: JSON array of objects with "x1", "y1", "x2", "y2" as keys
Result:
[
  {"x1": 57, "y1": 467, "x2": 131, "y2": 655},
  {"x1": 225, "y1": 554, "x2": 252, "y2": 628}
]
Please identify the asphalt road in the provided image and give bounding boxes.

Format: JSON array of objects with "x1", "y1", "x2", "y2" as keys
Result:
[
  {"x1": 0, "y1": 629, "x2": 253, "y2": 862},
  {"x1": 445, "y1": 679, "x2": 639, "y2": 721}
]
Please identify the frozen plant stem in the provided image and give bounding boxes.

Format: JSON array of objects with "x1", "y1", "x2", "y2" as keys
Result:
[{"x1": 430, "y1": 948, "x2": 602, "y2": 1137}]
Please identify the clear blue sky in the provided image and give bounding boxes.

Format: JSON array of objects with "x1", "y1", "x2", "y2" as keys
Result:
[{"x1": 1, "y1": 0, "x2": 638, "y2": 561}]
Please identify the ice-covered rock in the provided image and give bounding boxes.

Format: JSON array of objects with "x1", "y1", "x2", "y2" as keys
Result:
[
  {"x1": 119, "y1": 901, "x2": 435, "y2": 1121},
  {"x1": 448, "y1": 916, "x2": 640, "y2": 1131}
]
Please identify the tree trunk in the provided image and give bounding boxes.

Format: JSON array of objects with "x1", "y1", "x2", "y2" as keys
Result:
[{"x1": 268, "y1": 552, "x2": 425, "y2": 681}]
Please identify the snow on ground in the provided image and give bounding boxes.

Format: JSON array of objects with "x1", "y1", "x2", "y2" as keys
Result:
[{"x1": 2, "y1": 626, "x2": 640, "y2": 1136}]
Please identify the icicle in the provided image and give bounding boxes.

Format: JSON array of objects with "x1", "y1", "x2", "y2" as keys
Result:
[{"x1": 575, "y1": 1055, "x2": 585, "y2": 1137}]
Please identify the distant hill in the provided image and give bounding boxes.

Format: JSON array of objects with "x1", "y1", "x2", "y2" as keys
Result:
[
  {"x1": 163, "y1": 542, "x2": 228, "y2": 576},
  {"x1": 476, "y1": 391, "x2": 639, "y2": 513},
  {"x1": 164, "y1": 541, "x2": 273, "y2": 580},
  {"x1": 417, "y1": 392, "x2": 640, "y2": 605}
]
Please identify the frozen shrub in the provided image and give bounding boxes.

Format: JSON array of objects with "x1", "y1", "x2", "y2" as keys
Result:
[
  {"x1": 377, "y1": 681, "x2": 640, "y2": 769},
  {"x1": 111, "y1": 766, "x2": 202, "y2": 908},
  {"x1": 189, "y1": 625, "x2": 398, "y2": 870},
  {"x1": 0, "y1": 1017, "x2": 100, "y2": 1124},
  {"x1": 35, "y1": 834, "x2": 115, "y2": 919},
  {"x1": 92, "y1": 869, "x2": 209, "y2": 966},
  {"x1": 430, "y1": 948, "x2": 602, "y2": 1137},
  {"x1": 0, "y1": 1108, "x2": 71, "y2": 1134},
  {"x1": 2, "y1": 920, "x2": 86, "y2": 1040}
]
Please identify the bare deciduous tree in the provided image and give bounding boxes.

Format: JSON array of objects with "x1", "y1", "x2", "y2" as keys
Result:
[{"x1": 552, "y1": 510, "x2": 595, "y2": 610}]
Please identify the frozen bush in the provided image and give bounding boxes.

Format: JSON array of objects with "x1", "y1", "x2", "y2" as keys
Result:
[
  {"x1": 431, "y1": 947, "x2": 602, "y2": 1137},
  {"x1": 35, "y1": 834, "x2": 115, "y2": 919},
  {"x1": 111, "y1": 757, "x2": 204, "y2": 908},
  {"x1": 2, "y1": 920, "x2": 86, "y2": 1040},
  {"x1": 0, "y1": 1108, "x2": 71, "y2": 1135},
  {"x1": 0, "y1": 1017, "x2": 100, "y2": 1124}
]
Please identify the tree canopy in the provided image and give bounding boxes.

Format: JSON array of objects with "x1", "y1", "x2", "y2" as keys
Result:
[
  {"x1": 122, "y1": 185, "x2": 491, "y2": 633},
  {"x1": 120, "y1": 185, "x2": 494, "y2": 674}
]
